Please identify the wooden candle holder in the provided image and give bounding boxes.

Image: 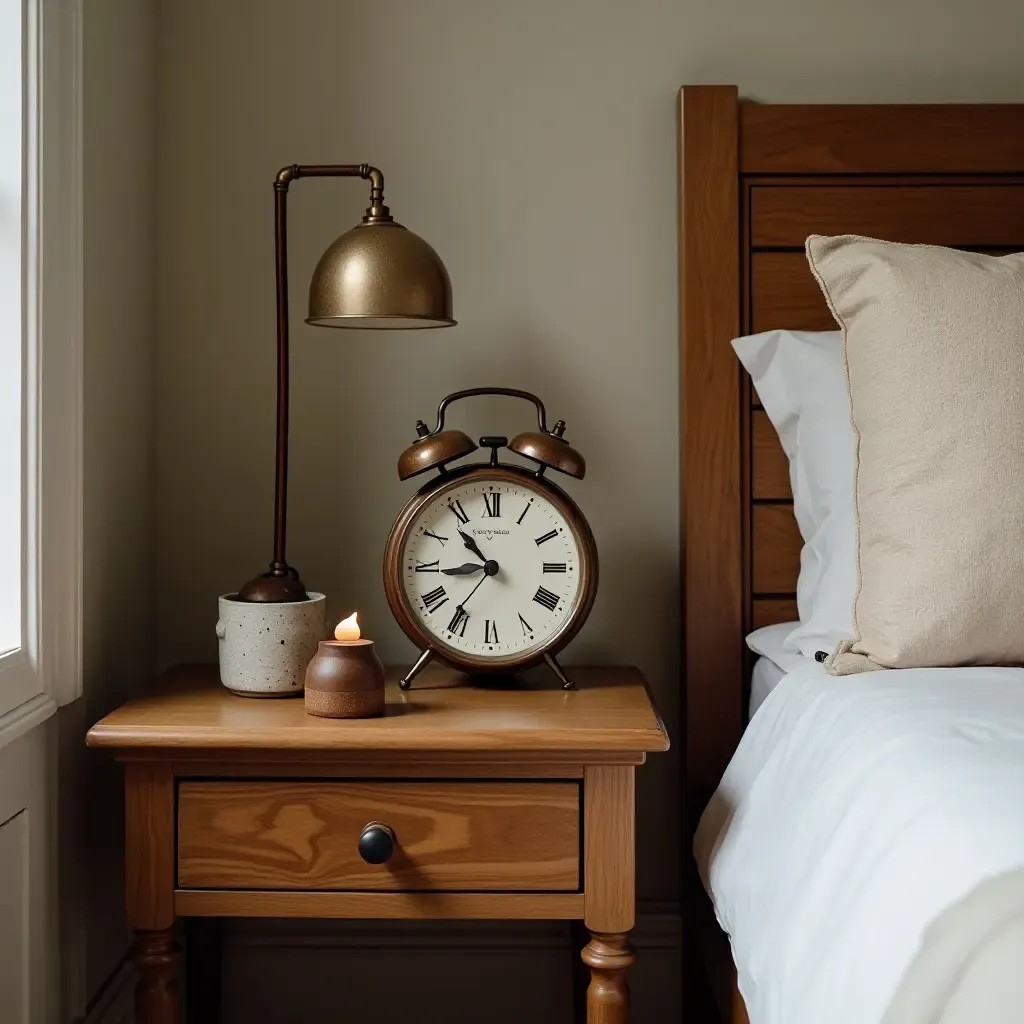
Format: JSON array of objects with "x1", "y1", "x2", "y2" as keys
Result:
[{"x1": 304, "y1": 639, "x2": 386, "y2": 719}]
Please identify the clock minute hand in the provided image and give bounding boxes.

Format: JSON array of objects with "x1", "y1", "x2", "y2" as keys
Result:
[
  {"x1": 441, "y1": 563, "x2": 484, "y2": 576},
  {"x1": 458, "y1": 528, "x2": 487, "y2": 562}
]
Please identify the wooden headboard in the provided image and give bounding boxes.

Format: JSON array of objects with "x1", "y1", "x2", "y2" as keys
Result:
[{"x1": 678, "y1": 85, "x2": 1024, "y2": 1020}]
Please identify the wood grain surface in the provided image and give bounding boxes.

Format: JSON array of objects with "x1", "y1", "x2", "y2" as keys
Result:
[
  {"x1": 170, "y1": 758, "x2": 587, "y2": 779},
  {"x1": 581, "y1": 932, "x2": 635, "y2": 1024},
  {"x1": 131, "y1": 929, "x2": 180, "y2": 1024},
  {"x1": 87, "y1": 664, "x2": 668, "y2": 756},
  {"x1": 125, "y1": 762, "x2": 176, "y2": 930},
  {"x1": 751, "y1": 252, "x2": 834, "y2": 333},
  {"x1": 174, "y1": 889, "x2": 585, "y2": 919},
  {"x1": 752, "y1": 505, "x2": 801, "y2": 595},
  {"x1": 178, "y1": 780, "x2": 580, "y2": 892},
  {"x1": 751, "y1": 411, "x2": 790, "y2": 501},
  {"x1": 751, "y1": 184, "x2": 1024, "y2": 248},
  {"x1": 740, "y1": 104, "x2": 1024, "y2": 174},
  {"x1": 678, "y1": 85, "x2": 745, "y2": 836},
  {"x1": 583, "y1": 766, "x2": 634, "y2": 934},
  {"x1": 751, "y1": 598, "x2": 799, "y2": 630}
]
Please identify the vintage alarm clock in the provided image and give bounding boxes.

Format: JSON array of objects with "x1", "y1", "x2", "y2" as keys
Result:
[{"x1": 383, "y1": 388, "x2": 598, "y2": 690}]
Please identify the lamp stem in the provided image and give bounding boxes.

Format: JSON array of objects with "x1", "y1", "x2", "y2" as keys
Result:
[{"x1": 272, "y1": 179, "x2": 291, "y2": 572}]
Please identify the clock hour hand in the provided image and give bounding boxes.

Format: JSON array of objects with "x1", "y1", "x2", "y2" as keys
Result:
[
  {"x1": 458, "y1": 528, "x2": 487, "y2": 562},
  {"x1": 441, "y1": 562, "x2": 484, "y2": 576}
]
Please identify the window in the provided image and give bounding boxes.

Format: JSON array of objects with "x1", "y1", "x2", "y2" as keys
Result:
[
  {"x1": 0, "y1": 0, "x2": 22, "y2": 659},
  {"x1": 0, "y1": 0, "x2": 81, "y2": 736}
]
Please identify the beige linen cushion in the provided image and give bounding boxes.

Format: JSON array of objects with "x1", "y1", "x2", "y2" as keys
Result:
[{"x1": 805, "y1": 235, "x2": 1024, "y2": 674}]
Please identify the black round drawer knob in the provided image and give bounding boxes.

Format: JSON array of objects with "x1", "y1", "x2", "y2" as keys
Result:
[{"x1": 358, "y1": 822, "x2": 396, "y2": 864}]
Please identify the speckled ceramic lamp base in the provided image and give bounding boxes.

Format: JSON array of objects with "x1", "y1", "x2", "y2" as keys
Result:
[
  {"x1": 304, "y1": 639, "x2": 386, "y2": 719},
  {"x1": 216, "y1": 592, "x2": 326, "y2": 697}
]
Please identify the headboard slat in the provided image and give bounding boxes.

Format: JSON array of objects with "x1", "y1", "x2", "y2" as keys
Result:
[
  {"x1": 752, "y1": 411, "x2": 791, "y2": 501},
  {"x1": 751, "y1": 253, "x2": 836, "y2": 332},
  {"x1": 752, "y1": 598, "x2": 799, "y2": 629},
  {"x1": 741, "y1": 104, "x2": 1024, "y2": 174},
  {"x1": 751, "y1": 184, "x2": 1024, "y2": 249},
  {"x1": 751, "y1": 505, "x2": 801, "y2": 594}
]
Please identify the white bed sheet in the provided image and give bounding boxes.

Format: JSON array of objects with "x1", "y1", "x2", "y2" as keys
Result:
[
  {"x1": 747, "y1": 621, "x2": 806, "y2": 717},
  {"x1": 695, "y1": 659, "x2": 1024, "y2": 1024},
  {"x1": 749, "y1": 656, "x2": 786, "y2": 717}
]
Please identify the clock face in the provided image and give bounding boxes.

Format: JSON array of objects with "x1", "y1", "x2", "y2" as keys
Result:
[{"x1": 397, "y1": 472, "x2": 585, "y2": 662}]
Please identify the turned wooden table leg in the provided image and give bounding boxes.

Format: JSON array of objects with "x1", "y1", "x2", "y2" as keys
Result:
[
  {"x1": 583, "y1": 765, "x2": 636, "y2": 1024},
  {"x1": 133, "y1": 929, "x2": 181, "y2": 1024},
  {"x1": 582, "y1": 932, "x2": 634, "y2": 1024},
  {"x1": 125, "y1": 763, "x2": 180, "y2": 1023}
]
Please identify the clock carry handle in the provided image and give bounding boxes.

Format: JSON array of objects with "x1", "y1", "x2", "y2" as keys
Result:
[
  {"x1": 431, "y1": 387, "x2": 552, "y2": 434},
  {"x1": 396, "y1": 387, "x2": 586, "y2": 481}
]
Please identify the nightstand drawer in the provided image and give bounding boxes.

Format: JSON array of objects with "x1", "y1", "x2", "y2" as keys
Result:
[{"x1": 177, "y1": 780, "x2": 580, "y2": 891}]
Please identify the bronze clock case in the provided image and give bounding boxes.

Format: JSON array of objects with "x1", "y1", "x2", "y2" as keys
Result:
[{"x1": 382, "y1": 463, "x2": 599, "y2": 676}]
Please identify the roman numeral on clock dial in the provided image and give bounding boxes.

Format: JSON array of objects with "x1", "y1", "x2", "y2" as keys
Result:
[
  {"x1": 447, "y1": 499, "x2": 469, "y2": 524},
  {"x1": 447, "y1": 606, "x2": 469, "y2": 637},
  {"x1": 534, "y1": 529, "x2": 558, "y2": 546},
  {"x1": 482, "y1": 492, "x2": 501, "y2": 517},
  {"x1": 484, "y1": 619, "x2": 499, "y2": 643},
  {"x1": 517, "y1": 502, "x2": 532, "y2": 525},
  {"x1": 423, "y1": 530, "x2": 448, "y2": 546},
  {"x1": 543, "y1": 563, "x2": 566, "y2": 573},
  {"x1": 421, "y1": 585, "x2": 448, "y2": 613},
  {"x1": 533, "y1": 586, "x2": 559, "y2": 612},
  {"x1": 415, "y1": 560, "x2": 439, "y2": 572},
  {"x1": 518, "y1": 613, "x2": 533, "y2": 635}
]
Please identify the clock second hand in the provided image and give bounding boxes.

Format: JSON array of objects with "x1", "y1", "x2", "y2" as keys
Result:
[{"x1": 451, "y1": 558, "x2": 499, "y2": 621}]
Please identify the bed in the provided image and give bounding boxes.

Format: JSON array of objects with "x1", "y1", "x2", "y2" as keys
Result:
[{"x1": 678, "y1": 86, "x2": 1024, "y2": 1023}]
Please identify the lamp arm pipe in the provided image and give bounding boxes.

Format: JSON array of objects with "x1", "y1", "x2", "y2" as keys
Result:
[
  {"x1": 268, "y1": 161, "x2": 385, "y2": 573},
  {"x1": 274, "y1": 164, "x2": 384, "y2": 194}
]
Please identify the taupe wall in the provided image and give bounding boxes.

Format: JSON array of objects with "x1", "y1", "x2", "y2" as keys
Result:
[
  {"x1": 70, "y1": 0, "x2": 158, "y2": 1010},
  {"x1": 153, "y1": 0, "x2": 1024, "y2": 1018}
]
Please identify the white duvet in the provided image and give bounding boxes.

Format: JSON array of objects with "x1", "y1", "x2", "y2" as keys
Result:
[{"x1": 694, "y1": 659, "x2": 1024, "y2": 1024}]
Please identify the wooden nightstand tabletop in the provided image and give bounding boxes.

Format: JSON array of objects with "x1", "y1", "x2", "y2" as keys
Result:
[{"x1": 86, "y1": 663, "x2": 669, "y2": 756}]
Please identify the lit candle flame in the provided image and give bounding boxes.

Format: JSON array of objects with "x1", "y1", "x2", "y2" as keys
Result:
[{"x1": 334, "y1": 612, "x2": 360, "y2": 642}]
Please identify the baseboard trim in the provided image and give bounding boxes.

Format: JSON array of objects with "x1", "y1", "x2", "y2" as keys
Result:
[{"x1": 80, "y1": 957, "x2": 133, "y2": 1024}]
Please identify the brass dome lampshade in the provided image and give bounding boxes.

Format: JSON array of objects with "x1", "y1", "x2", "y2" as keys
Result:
[
  {"x1": 238, "y1": 163, "x2": 455, "y2": 603},
  {"x1": 306, "y1": 225, "x2": 454, "y2": 329}
]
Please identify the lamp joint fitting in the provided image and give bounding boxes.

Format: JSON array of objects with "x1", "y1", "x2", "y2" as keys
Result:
[{"x1": 274, "y1": 165, "x2": 300, "y2": 190}]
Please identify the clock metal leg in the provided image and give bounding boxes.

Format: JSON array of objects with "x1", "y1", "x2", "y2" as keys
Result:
[
  {"x1": 544, "y1": 652, "x2": 576, "y2": 690},
  {"x1": 399, "y1": 649, "x2": 434, "y2": 690}
]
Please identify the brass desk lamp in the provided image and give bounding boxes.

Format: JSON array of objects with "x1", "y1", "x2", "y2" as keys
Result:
[{"x1": 237, "y1": 164, "x2": 455, "y2": 603}]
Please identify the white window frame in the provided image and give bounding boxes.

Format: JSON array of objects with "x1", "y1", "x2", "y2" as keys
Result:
[{"x1": 0, "y1": 0, "x2": 83, "y2": 748}]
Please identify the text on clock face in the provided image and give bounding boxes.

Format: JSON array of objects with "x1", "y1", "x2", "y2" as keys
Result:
[{"x1": 400, "y1": 478, "x2": 582, "y2": 659}]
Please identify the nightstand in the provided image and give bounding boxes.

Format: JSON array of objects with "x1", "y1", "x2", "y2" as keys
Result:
[{"x1": 86, "y1": 664, "x2": 668, "y2": 1024}]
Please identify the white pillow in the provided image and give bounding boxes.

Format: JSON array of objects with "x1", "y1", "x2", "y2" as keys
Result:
[
  {"x1": 731, "y1": 330, "x2": 856, "y2": 658},
  {"x1": 745, "y1": 621, "x2": 807, "y2": 674}
]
